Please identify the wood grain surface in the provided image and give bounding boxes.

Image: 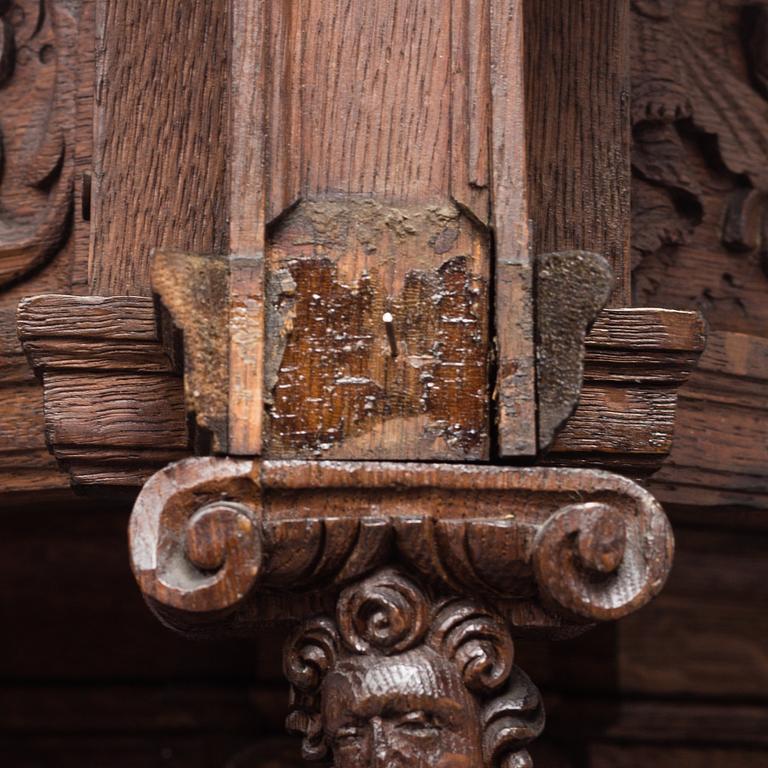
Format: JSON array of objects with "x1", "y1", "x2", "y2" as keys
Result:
[
  {"x1": 90, "y1": 0, "x2": 229, "y2": 294},
  {"x1": 526, "y1": 0, "x2": 631, "y2": 306}
]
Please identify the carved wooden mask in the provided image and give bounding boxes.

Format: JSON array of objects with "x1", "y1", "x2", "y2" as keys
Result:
[{"x1": 283, "y1": 568, "x2": 544, "y2": 768}]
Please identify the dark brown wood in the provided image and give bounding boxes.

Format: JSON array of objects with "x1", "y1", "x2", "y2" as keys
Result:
[
  {"x1": 525, "y1": 0, "x2": 631, "y2": 306},
  {"x1": 650, "y1": 330, "x2": 768, "y2": 508},
  {"x1": 8, "y1": 2, "x2": 768, "y2": 766},
  {"x1": 129, "y1": 458, "x2": 673, "y2": 632},
  {"x1": 630, "y1": 0, "x2": 768, "y2": 335},
  {"x1": 284, "y1": 568, "x2": 544, "y2": 766},
  {"x1": 491, "y1": 0, "x2": 536, "y2": 457},
  {"x1": 17, "y1": 294, "x2": 705, "y2": 487},
  {"x1": 0, "y1": 0, "x2": 75, "y2": 287},
  {"x1": 90, "y1": 0, "x2": 229, "y2": 295}
]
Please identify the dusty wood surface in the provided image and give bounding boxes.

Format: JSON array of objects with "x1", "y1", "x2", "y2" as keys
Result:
[
  {"x1": 491, "y1": 0, "x2": 536, "y2": 457},
  {"x1": 17, "y1": 295, "x2": 707, "y2": 488},
  {"x1": 264, "y1": 200, "x2": 491, "y2": 460}
]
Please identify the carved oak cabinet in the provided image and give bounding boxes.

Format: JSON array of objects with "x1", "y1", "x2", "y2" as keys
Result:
[{"x1": 1, "y1": 1, "x2": 766, "y2": 767}]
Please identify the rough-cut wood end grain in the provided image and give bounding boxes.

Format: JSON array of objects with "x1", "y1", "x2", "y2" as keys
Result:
[
  {"x1": 17, "y1": 293, "x2": 188, "y2": 489},
  {"x1": 129, "y1": 458, "x2": 673, "y2": 634},
  {"x1": 546, "y1": 307, "x2": 706, "y2": 473}
]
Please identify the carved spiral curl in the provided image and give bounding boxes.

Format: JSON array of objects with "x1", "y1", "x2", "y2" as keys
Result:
[
  {"x1": 284, "y1": 617, "x2": 339, "y2": 694},
  {"x1": 129, "y1": 458, "x2": 262, "y2": 616},
  {"x1": 482, "y1": 667, "x2": 545, "y2": 768},
  {"x1": 532, "y1": 501, "x2": 674, "y2": 622},
  {"x1": 429, "y1": 600, "x2": 514, "y2": 694},
  {"x1": 337, "y1": 567, "x2": 429, "y2": 655},
  {"x1": 284, "y1": 618, "x2": 339, "y2": 761}
]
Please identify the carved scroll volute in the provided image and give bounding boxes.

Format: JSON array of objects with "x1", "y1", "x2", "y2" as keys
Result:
[
  {"x1": 532, "y1": 500, "x2": 674, "y2": 623},
  {"x1": 129, "y1": 457, "x2": 263, "y2": 624},
  {"x1": 0, "y1": 0, "x2": 75, "y2": 286},
  {"x1": 284, "y1": 569, "x2": 544, "y2": 768},
  {"x1": 128, "y1": 458, "x2": 675, "y2": 765}
]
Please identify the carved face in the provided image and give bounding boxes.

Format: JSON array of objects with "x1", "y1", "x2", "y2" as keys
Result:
[{"x1": 322, "y1": 648, "x2": 482, "y2": 768}]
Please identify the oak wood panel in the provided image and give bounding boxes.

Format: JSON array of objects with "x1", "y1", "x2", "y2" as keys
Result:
[
  {"x1": 255, "y1": 1, "x2": 496, "y2": 461},
  {"x1": 90, "y1": 0, "x2": 229, "y2": 295},
  {"x1": 228, "y1": 0, "x2": 267, "y2": 456},
  {"x1": 491, "y1": 0, "x2": 536, "y2": 456},
  {"x1": 299, "y1": 0, "x2": 453, "y2": 202},
  {"x1": 525, "y1": 0, "x2": 631, "y2": 305}
]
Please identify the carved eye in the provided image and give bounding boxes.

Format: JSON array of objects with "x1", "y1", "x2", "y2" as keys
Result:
[
  {"x1": 395, "y1": 711, "x2": 442, "y2": 736},
  {"x1": 335, "y1": 725, "x2": 364, "y2": 745}
]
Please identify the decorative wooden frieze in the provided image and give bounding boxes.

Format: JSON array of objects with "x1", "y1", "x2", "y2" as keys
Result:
[
  {"x1": 129, "y1": 458, "x2": 673, "y2": 632},
  {"x1": 630, "y1": 0, "x2": 768, "y2": 329},
  {"x1": 17, "y1": 287, "x2": 705, "y2": 489}
]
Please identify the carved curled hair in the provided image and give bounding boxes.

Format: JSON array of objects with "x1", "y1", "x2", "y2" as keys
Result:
[
  {"x1": 283, "y1": 569, "x2": 544, "y2": 766},
  {"x1": 283, "y1": 617, "x2": 339, "y2": 761}
]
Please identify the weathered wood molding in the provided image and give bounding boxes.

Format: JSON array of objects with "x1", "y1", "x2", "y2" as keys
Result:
[{"x1": 16, "y1": 292, "x2": 705, "y2": 489}]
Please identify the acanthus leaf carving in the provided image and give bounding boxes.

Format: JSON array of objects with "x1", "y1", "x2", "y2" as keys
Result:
[
  {"x1": 631, "y1": 0, "x2": 768, "y2": 287},
  {"x1": 128, "y1": 458, "x2": 675, "y2": 633}
]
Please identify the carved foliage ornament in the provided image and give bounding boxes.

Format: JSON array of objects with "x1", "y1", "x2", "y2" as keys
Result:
[
  {"x1": 631, "y1": 0, "x2": 768, "y2": 276},
  {"x1": 284, "y1": 568, "x2": 544, "y2": 768},
  {"x1": 0, "y1": 0, "x2": 74, "y2": 287}
]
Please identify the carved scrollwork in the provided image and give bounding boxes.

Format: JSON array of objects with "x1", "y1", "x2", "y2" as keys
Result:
[
  {"x1": 284, "y1": 568, "x2": 544, "y2": 767},
  {"x1": 129, "y1": 458, "x2": 675, "y2": 633},
  {"x1": 0, "y1": 0, "x2": 75, "y2": 287},
  {"x1": 129, "y1": 457, "x2": 262, "y2": 616},
  {"x1": 532, "y1": 501, "x2": 673, "y2": 622}
]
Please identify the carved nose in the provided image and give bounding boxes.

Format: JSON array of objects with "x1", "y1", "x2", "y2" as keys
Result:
[{"x1": 370, "y1": 719, "x2": 405, "y2": 768}]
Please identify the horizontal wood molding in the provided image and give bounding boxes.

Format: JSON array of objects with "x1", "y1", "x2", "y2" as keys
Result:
[{"x1": 16, "y1": 294, "x2": 705, "y2": 490}]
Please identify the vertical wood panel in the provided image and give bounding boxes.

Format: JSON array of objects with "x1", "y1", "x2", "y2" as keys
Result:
[
  {"x1": 228, "y1": 0, "x2": 267, "y2": 454},
  {"x1": 491, "y1": 0, "x2": 536, "y2": 456},
  {"x1": 525, "y1": 0, "x2": 631, "y2": 305},
  {"x1": 90, "y1": 0, "x2": 229, "y2": 295}
]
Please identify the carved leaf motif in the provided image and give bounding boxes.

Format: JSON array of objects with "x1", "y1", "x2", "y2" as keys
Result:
[
  {"x1": 631, "y1": 0, "x2": 768, "y2": 280},
  {"x1": 0, "y1": 0, "x2": 74, "y2": 288}
]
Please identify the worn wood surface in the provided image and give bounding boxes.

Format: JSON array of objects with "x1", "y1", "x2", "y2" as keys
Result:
[
  {"x1": 89, "y1": 0, "x2": 229, "y2": 294},
  {"x1": 525, "y1": 0, "x2": 631, "y2": 306},
  {"x1": 17, "y1": 295, "x2": 706, "y2": 487},
  {"x1": 1, "y1": 0, "x2": 767, "y2": 765},
  {"x1": 491, "y1": 0, "x2": 536, "y2": 457}
]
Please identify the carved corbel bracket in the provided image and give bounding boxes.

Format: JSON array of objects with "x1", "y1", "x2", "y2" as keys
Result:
[
  {"x1": 129, "y1": 459, "x2": 673, "y2": 633},
  {"x1": 128, "y1": 456, "x2": 673, "y2": 765}
]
